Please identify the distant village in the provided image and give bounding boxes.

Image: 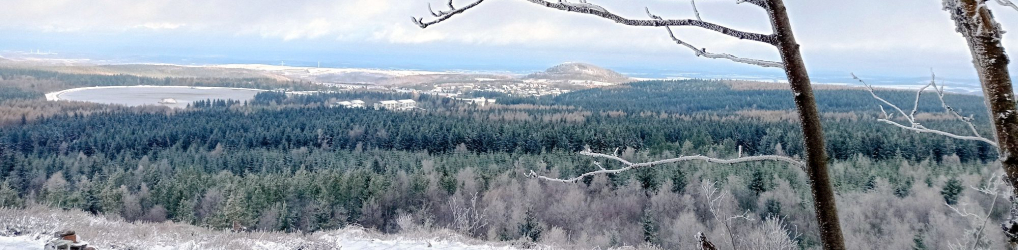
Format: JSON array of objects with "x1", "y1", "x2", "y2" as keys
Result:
[
  {"x1": 331, "y1": 96, "x2": 497, "y2": 111},
  {"x1": 330, "y1": 99, "x2": 420, "y2": 111},
  {"x1": 422, "y1": 80, "x2": 571, "y2": 97}
]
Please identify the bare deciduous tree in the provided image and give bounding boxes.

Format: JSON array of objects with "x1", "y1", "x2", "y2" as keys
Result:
[
  {"x1": 448, "y1": 192, "x2": 488, "y2": 236},
  {"x1": 855, "y1": 73, "x2": 1018, "y2": 247},
  {"x1": 412, "y1": 0, "x2": 845, "y2": 248},
  {"x1": 701, "y1": 180, "x2": 754, "y2": 250},
  {"x1": 946, "y1": 172, "x2": 1009, "y2": 250},
  {"x1": 853, "y1": 73, "x2": 996, "y2": 147}
]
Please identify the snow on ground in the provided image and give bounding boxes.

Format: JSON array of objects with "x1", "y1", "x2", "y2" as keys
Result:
[
  {"x1": 0, "y1": 206, "x2": 543, "y2": 250},
  {"x1": 0, "y1": 235, "x2": 44, "y2": 250},
  {"x1": 44, "y1": 85, "x2": 267, "y2": 102}
]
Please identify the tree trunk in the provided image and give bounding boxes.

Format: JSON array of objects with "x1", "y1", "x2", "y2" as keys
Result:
[
  {"x1": 945, "y1": 0, "x2": 1018, "y2": 242},
  {"x1": 765, "y1": 0, "x2": 846, "y2": 249}
]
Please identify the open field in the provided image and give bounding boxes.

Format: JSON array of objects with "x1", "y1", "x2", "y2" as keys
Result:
[
  {"x1": 0, "y1": 206, "x2": 550, "y2": 250},
  {"x1": 46, "y1": 86, "x2": 265, "y2": 108}
]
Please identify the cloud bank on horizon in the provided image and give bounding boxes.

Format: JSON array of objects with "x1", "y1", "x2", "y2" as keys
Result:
[{"x1": 1, "y1": 0, "x2": 1017, "y2": 80}]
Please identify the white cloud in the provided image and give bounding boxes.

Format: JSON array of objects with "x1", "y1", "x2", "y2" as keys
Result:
[
  {"x1": 1, "y1": 0, "x2": 1017, "y2": 78},
  {"x1": 135, "y1": 23, "x2": 186, "y2": 30}
]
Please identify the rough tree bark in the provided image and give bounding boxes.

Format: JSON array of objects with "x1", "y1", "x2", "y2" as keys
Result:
[
  {"x1": 943, "y1": 0, "x2": 1018, "y2": 241},
  {"x1": 765, "y1": 1, "x2": 845, "y2": 249}
]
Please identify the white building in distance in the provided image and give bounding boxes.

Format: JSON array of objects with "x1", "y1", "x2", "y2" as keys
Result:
[
  {"x1": 333, "y1": 100, "x2": 366, "y2": 108},
  {"x1": 457, "y1": 97, "x2": 496, "y2": 106},
  {"x1": 374, "y1": 99, "x2": 417, "y2": 111},
  {"x1": 375, "y1": 100, "x2": 399, "y2": 110},
  {"x1": 350, "y1": 100, "x2": 365, "y2": 108},
  {"x1": 397, "y1": 99, "x2": 416, "y2": 110}
]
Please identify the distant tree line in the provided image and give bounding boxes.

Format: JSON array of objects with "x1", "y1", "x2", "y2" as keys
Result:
[{"x1": 0, "y1": 67, "x2": 329, "y2": 93}]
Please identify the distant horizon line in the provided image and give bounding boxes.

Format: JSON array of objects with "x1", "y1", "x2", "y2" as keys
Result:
[{"x1": 0, "y1": 50, "x2": 990, "y2": 95}]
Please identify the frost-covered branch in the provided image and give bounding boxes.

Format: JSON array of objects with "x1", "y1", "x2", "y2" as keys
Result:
[
  {"x1": 413, "y1": 0, "x2": 779, "y2": 45},
  {"x1": 412, "y1": 0, "x2": 486, "y2": 28},
  {"x1": 853, "y1": 73, "x2": 999, "y2": 148},
  {"x1": 947, "y1": 173, "x2": 1010, "y2": 250},
  {"x1": 691, "y1": 0, "x2": 703, "y2": 21},
  {"x1": 448, "y1": 192, "x2": 487, "y2": 236},
  {"x1": 994, "y1": 0, "x2": 1018, "y2": 13},
  {"x1": 646, "y1": 7, "x2": 784, "y2": 68},
  {"x1": 745, "y1": 216, "x2": 801, "y2": 250},
  {"x1": 703, "y1": 180, "x2": 753, "y2": 250},
  {"x1": 528, "y1": 149, "x2": 804, "y2": 183},
  {"x1": 735, "y1": 0, "x2": 769, "y2": 9},
  {"x1": 524, "y1": 0, "x2": 779, "y2": 44}
]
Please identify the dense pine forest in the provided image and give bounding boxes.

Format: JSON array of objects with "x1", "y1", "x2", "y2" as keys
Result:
[{"x1": 0, "y1": 71, "x2": 1007, "y2": 248}]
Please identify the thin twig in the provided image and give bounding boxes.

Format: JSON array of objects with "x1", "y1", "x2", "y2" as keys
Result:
[
  {"x1": 853, "y1": 73, "x2": 998, "y2": 148},
  {"x1": 646, "y1": 8, "x2": 784, "y2": 68},
  {"x1": 529, "y1": 150, "x2": 804, "y2": 183},
  {"x1": 702, "y1": 180, "x2": 753, "y2": 250},
  {"x1": 946, "y1": 173, "x2": 1009, "y2": 250},
  {"x1": 875, "y1": 119, "x2": 998, "y2": 147},
  {"x1": 691, "y1": 0, "x2": 703, "y2": 21},
  {"x1": 413, "y1": 0, "x2": 486, "y2": 28},
  {"x1": 995, "y1": 0, "x2": 1018, "y2": 12}
]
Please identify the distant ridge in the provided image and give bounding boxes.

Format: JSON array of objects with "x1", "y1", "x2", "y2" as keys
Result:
[{"x1": 524, "y1": 62, "x2": 631, "y2": 83}]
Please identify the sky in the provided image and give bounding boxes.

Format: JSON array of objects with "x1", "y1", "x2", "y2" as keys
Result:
[{"x1": 1, "y1": 0, "x2": 1017, "y2": 84}]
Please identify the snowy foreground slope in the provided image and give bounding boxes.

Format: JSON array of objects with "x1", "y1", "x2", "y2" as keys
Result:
[{"x1": 0, "y1": 206, "x2": 550, "y2": 250}]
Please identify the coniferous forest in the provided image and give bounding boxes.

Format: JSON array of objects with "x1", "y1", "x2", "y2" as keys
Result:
[{"x1": 0, "y1": 70, "x2": 1008, "y2": 249}]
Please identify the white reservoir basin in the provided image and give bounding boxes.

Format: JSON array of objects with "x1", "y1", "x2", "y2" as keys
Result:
[{"x1": 46, "y1": 86, "x2": 265, "y2": 108}]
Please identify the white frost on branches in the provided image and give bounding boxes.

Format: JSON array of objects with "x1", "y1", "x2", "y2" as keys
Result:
[
  {"x1": 413, "y1": 0, "x2": 487, "y2": 28},
  {"x1": 527, "y1": 148, "x2": 805, "y2": 183},
  {"x1": 559, "y1": 0, "x2": 607, "y2": 13},
  {"x1": 413, "y1": 0, "x2": 785, "y2": 68},
  {"x1": 448, "y1": 192, "x2": 488, "y2": 236},
  {"x1": 646, "y1": 5, "x2": 784, "y2": 68},
  {"x1": 994, "y1": 0, "x2": 1018, "y2": 13},
  {"x1": 702, "y1": 180, "x2": 754, "y2": 250},
  {"x1": 744, "y1": 216, "x2": 800, "y2": 250},
  {"x1": 853, "y1": 72, "x2": 999, "y2": 148},
  {"x1": 947, "y1": 172, "x2": 1012, "y2": 250}
]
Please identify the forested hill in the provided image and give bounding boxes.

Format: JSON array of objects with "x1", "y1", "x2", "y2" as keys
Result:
[
  {"x1": 0, "y1": 84, "x2": 996, "y2": 165},
  {"x1": 0, "y1": 67, "x2": 326, "y2": 97},
  {"x1": 548, "y1": 80, "x2": 988, "y2": 118}
]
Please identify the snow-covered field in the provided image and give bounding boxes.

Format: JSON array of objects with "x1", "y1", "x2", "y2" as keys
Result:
[
  {"x1": 45, "y1": 86, "x2": 266, "y2": 108},
  {"x1": 0, "y1": 206, "x2": 546, "y2": 250},
  {"x1": 0, "y1": 235, "x2": 43, "y2": 250}
]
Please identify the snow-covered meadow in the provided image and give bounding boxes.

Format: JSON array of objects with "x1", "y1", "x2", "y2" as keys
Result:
[{"x1": 0, "y1": 206, "x2": 555, "y2": 250}]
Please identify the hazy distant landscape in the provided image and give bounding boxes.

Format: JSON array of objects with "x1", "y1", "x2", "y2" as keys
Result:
[
  {"x1": 0, "y1": 57, "x2": 1003, "y2": 249},
  {"x1": 7, "y1": 0, "x2": 1018, "y2": 249}
]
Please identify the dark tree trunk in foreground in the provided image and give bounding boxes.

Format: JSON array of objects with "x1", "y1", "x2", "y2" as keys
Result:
[
  {"x1": 944, "y1": 0, "x2": 1018, "y2": 243},
  {"x1": 766, "y1": 0, "x2": 845, "y2": 249}
]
